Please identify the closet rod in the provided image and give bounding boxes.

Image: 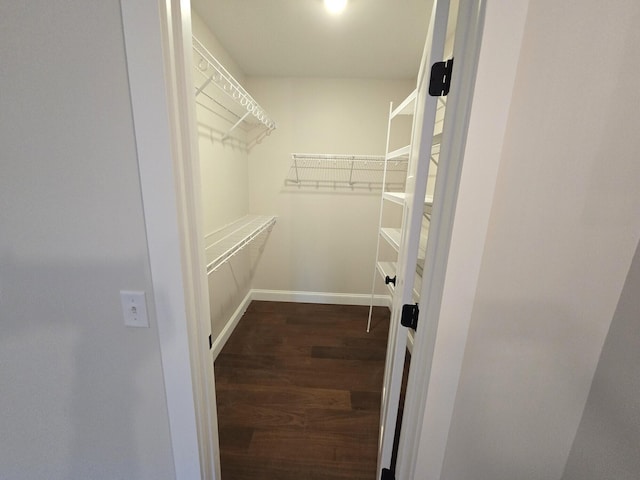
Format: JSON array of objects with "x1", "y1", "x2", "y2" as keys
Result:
[
  {"x1": 205, "y1": 215, "x2": 276, "y2": 274},
  {"x1": 192, "y1": 36, "x2": 276, "y2": 133}
]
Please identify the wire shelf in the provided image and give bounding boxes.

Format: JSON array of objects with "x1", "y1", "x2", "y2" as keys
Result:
[
  {"x1": 285, "y1": 153, "x2": 409, "y2": 190},
  {"x1": 205, "y1": 215, "x2": 277, "y2": 274},
  {"x1": 192, "y1": 36, "x2": 276, "y2": 144}
]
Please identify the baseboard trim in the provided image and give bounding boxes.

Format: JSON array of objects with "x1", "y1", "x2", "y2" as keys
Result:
[
  {"x1": 210, "y1": 290, "x2": 252, "y2": 360},
  {"x1": 250, "y1": 289, "x2": 390, "y2": 307}
]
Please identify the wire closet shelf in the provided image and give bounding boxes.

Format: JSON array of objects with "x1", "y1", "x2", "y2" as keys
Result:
[
  {"x1": 192, "y1": 36, "x2": 276, "y2": 143},
  {"x1": 285, "y1": 153, "x2": 409, "y2": 190},
  {"x1": 205, "y1": 215, "x2": 277, "y2": 274}
]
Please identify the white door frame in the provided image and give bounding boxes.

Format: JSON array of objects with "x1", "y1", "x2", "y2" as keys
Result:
[
  {"x1": 398, "y1": 1, "x2": 531, "y2": 479},
  {"x1": 377, "y1": 0, "x2": 451, "y2": 475},
  {"x1": 378, "y1": 0, "x2": 488, "y2": 476},
  {"x1": 121, "y1": 1, "x2": 219, "y2": 479},
  {"x1": 394, "y1": 1, "x2": 487, "y2": 477},
  {"x1": 121, "y1": 0, "x2": 530, "y2": 479}
]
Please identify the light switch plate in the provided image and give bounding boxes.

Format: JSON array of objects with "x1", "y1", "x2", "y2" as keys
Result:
[{"x1": 120, "y1": 290, "x2": 149, "y2": 328}]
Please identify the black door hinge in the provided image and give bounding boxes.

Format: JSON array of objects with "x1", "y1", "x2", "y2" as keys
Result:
[
  {"x1": 429, "y1": 57, "x2": 454, "y2": 96},
  {"x1": 209, "y1": 334, "x2": 213, "y2": 349},
  {"x1": 401, "y1": 303, "x2": 419, "y2": 330},
  {"x1": 385, "y1": 275, "x2": 397, "y2": 286},
  {"x1": 381, "y1": 468, "x2": 395, "y2": 480}
]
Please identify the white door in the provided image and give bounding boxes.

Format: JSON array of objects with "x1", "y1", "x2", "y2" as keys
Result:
[{"x1": 377, "y1": 0, "x2": 452, "y2": 476}]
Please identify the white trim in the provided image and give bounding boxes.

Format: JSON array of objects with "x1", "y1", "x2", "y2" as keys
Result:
[
  {"x1": 211, "y1": 290, "x2": 253, "y2": 359},
  {"x1": 159, "y1": 2, "x2": 221, "y2": 478},
  {"x1": 398, "y1": 1, "x2": 487, "y2": 475},
  {"x1": 165, "y1": 2, "x2": 221, "y2": 479},
  {"x1": 120, "y1": 1, "x2": 202, "y2": 478},
  {"x1": 251, "y1": 289, "x2": 390, "y2": 307},
  {"x1": 402, "y1": 1, "x2": 531, "y2": 479},
  {"x1": 378, "y1": 0, "x2": 452, "y2": 474}
]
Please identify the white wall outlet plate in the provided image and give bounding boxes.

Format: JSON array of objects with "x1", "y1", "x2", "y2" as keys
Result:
[{"x1": 120, "y1": 290, "x2": 149, "y2": 328}]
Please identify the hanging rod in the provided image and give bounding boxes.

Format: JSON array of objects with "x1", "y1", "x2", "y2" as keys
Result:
[
  {"x1": 192, "y1": 36, "x2": 276, "y2": 137},
  {"x1": 205, "y1": 215, "x2": 277, "y2": 275}
]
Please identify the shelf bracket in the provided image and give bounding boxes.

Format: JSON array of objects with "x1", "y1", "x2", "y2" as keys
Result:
[
  {"x1": 222, "y1": 110, "x2": 252, "y2": 141},
  {"x1": 292, "y1": 155, "x2": 301, "y2": 184},
  {"x1": 348, "y1": 156, "x2": 355, "y2": 186},
  {"x1": 195, "y1": 75, "x2": 214, "y2": 97}
]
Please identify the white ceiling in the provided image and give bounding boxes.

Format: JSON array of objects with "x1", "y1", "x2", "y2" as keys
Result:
[{"x1": 191, "y1": 0, "x2": 433, "y2": 79}]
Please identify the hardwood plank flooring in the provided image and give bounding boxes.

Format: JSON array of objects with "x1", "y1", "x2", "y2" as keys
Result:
[{"x1": 214, "y1": 301, "x2": 390, "y2": 480}]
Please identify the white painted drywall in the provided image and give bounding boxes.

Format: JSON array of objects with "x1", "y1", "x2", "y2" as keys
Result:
[
  {"x1": 0, "y1": 1, "x2": 175, "y2": 479},
  {"x1": 561, "y1": 238, "x2": 640, "y2": 479},
  {"x1": 192, "y1": 11, "x2": 249, "y2": 232},
  {"x1": 191, "y1": 12, "x2": 415, "y2": 318},
  {"x1": 192, "y1": 11, "x2": 253, "y2": 342},
  {"x1": 438, "y1": 1, "x2": 640, "y2": 479},
  {"x1": 192, "y1": 9, "x2": 246, "y2": 85},
  {"x1": 245, "y1": 77, "x2": 414, "y2": 295}
]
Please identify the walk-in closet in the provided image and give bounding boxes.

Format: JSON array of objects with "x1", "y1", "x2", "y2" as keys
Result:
[
  {"x1": 188, "y1": 0, "x2": 472, "y2": 478},
  {"x1": 8, "y1": 1, "x2": 637, "y2": 478}
]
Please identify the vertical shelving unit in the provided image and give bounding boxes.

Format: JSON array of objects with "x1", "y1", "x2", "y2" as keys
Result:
[
  {"x1": 372, "y1": 29, "x2": 451, "y2": 476},
  {"x1": 367, "y1": 92, "x2": 446, "y2": 353},
  {"x1": 367, "y1": 90, "x2": 415, "y2": 333}
]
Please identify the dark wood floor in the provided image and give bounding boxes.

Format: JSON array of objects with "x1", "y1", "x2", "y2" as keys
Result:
[{"x1": 214, "y1": 301, "x2": 391, "y2": 480}]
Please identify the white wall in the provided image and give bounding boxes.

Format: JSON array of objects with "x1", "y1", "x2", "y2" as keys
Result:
[
  {"x1": 561, "y1": 238, "x2": 640, "y2": 479},
  {"x1": 0, "y1": 1, "x2": 175, "y2": 479},
  {"x1": 192, "y1": 10, "x2": 249, "y2": 232},
  {"x1": 192, "y1": 11, "x2": 253, "y2": 341},
  {"x1": 438, "y1": 1, "x2": 640, "y2": 479},
  {"x1": 246, "y1": 77, "x2": 414, "y2": 296},
  {"x1": 192, "y1": 11, "x2": 415, "y2": 312},
  {"x1": 192, "y1": 10, "x2": 245, "y2": 85},
  {"x1": 192, "y1": 12, "x2": 409, "y2": 340}
]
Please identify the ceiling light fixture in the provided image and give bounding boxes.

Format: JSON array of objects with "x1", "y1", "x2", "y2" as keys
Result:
[{"x1": 324, "y1": 0, "x2": 347, "y2": 15}]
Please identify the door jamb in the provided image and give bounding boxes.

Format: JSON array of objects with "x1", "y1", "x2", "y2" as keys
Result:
[
  {"x1": 396, "y1": 0, "x2": 530, "y2": 478},
  {"x1": 395, "y1": 1, "x2": 487, "y2": 478},
  {"x1": 120, "y1": 0, "x2": 219, "y2": 479}
]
